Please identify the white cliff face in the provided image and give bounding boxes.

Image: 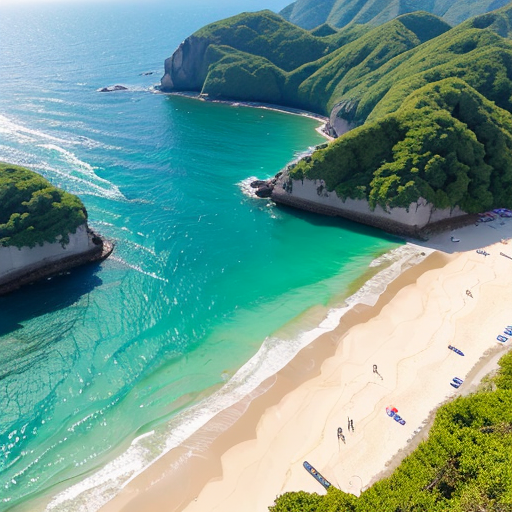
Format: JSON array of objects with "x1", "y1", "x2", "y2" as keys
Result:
[
  {"x1": 272, "y1": 177, "x2": 466, "y2": 229},
  {"x1": 0, "y1": 224, "x2": 94, "y2": 281}
]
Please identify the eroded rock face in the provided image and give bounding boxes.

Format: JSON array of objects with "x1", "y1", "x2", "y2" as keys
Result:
[
  {"x1": 160, "y1": 36, "x2": 210, "y2": 92},
  {"x1": 269, "y1": 171, "x2": 475, "y2": 238},
  {"x1": 328, "y1": 100, "x2": 358, "y2": 137}
]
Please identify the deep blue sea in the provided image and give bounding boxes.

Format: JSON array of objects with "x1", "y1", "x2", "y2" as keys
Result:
[{"x1": 0, "y1": 2, "x2": 402, "y2": 510}]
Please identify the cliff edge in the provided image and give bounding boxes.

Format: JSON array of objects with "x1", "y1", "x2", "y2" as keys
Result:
[
  {"x1": 264, "y1": 171, "x2": 477, "y2": 239},
  {"x1": 0, "y1": 163, "x2": 113, "y2": 295}
]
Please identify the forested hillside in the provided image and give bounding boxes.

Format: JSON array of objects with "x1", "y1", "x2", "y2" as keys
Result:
[
  {"x1": 270, "y1": 350, "x2": 512, "y2": 512},
  {"x1": 162, "y1": 5, "x2": 512, "y2": 126},
  {"x1": 290, "y1": 78, "x2": 512, "y2": 213},
  {"x1": 280, "y1": 0, "x2": 510, "y2": 29},
  {"x1": 162, "y1": 1, "x2": 512, "y2": 219},
  {"x1": 0, "y1": 163, "x2": 87, "y2": 248},
  {"x1": 161, "y1": 10, "x2": 451, "y2": 115}
]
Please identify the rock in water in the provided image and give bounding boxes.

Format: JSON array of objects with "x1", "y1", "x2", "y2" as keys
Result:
[
  {"x1": 255, "y1": 185, "x2": 273, "y2": 198},
  {"x1": 98, "y1": 85, "x2": 128, "y2": 92}
]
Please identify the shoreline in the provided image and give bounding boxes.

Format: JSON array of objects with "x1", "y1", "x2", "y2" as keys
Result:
[
  {"x1": 99, "y1": 250, "x2": 450, "y2": 512},
  {"x1": 98, "y1": 217, "x2": 512, "y2": 512},
  {"x1": 39, "y1": 244, "x2": 423, "y2": 512},
  {"x1": 156, "y1": 90, "x2": 334, "y2": 140}
]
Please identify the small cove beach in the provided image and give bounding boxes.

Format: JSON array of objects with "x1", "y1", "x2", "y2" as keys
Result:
[{"x1": 100, "y1": 218, "x2": 512, "y2": 512}]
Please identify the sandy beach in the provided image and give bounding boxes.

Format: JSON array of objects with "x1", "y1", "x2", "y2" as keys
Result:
[{"x1": 101, "y1": 218, "x2": 512, "y2": 512}]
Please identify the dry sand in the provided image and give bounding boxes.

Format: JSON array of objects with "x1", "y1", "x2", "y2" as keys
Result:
[{"x1": 101, "y1": 218, "x2": 512, "y2": 512}]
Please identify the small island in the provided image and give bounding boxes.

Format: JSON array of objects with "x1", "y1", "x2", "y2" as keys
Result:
[{"x1": 0, "y1": 162, "x2": 113, "y2": 295}]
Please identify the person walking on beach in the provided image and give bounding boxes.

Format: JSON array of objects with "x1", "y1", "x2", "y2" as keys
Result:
[
  {"x1": 337, "y1": 427, "x2": 345, "y2": 444},
  {"x1": 466, "y1": 289, "x2": 473, "y2": 298},
  {"x1": 350, "y1": 419, "x2": 354, "y2": 432}
]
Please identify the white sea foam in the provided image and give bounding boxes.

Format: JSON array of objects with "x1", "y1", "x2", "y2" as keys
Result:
[
  {"x1": 0, "y1": 113, "x2": 121, "y2": 152},
  {"x1": 238, "y1": 176, "x2": 262, "y2": 198},
  {"x1": 46, "y1": 243, "x2": 431, "y2": 512},
  {"x1": 0, "y1": 114, "x2": 71, "y2": 145},
  {"x1": 40, "y1": 144, "x2": 113, "y2": 187},
  {"x1": 109, "y1": 256, "x2": 168, "y2": 283},
  {"x1": 37, "y1": 160, "x2": 125, "y2": 201}
]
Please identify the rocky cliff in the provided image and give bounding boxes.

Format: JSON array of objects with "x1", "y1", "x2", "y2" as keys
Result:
[
  {"x1": 0, "y1": 224, "x2": 113, "y2": 295},
  {"x1": 253, "y1": 171, "x2": 476, "y2": 239},
  {"x1": 161, "y1": 36, "x2": 211, "y2": 92}
]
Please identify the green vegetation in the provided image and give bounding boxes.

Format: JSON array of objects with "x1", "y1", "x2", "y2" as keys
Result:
[
  {"x1": 0, "y1": 162, "x2": 87, "y2": 248},
  {"x1": 269, "y1": 350, "x2": 512, "y2": 512},
  {"x1": 193, "y1": 10, "x2": 348, "y2": 73},
  {"x1": 280, "y1": 0, "x2": 510, "y2": 30},
  {"x1": 339, "y1": 21, "x2": 512, "y2": 124},
  {"x1": 290, "y1": 78, "x2": 512, "y2": 213},
  {"x1": 176, "y1": 11, "x2": 451, "y2": 116},
  {"x1": 290, "y1": 12, "x2": 451, "y2": 114},
  {"x1": 165, "y1": 2, "x2": 512, "y2": 214}
]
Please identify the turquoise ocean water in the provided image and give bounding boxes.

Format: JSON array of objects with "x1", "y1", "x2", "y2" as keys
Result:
[{"x1": 0, "y1": 2, "x2": 402, "y2": 510}]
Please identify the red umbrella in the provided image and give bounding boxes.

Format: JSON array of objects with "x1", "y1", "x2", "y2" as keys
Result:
[{"x1": 386, "y1": 406, "x2": 398, "y2": 417}]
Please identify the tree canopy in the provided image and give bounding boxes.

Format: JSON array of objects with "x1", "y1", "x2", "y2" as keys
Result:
[
  {"x1": 0, "y1": 163, "x2": 87, "y2": 248},
  {"x1": 280, "y1": 0, "x2": 510, "y2": 30},
  {"x1": 290, "y1": 78, "x2": 512, "y2": 213}
]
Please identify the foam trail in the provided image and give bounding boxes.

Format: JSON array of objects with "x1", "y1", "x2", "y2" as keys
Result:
[
  {"x1": 36, "y1": 162, "x2": 125, "y2": 201},
  {"x1": 110, "y1": 256, "x2": 168, "y2": 283},
  {"x1": 0, "y1": 113, "x2": 120, "y2": 152},
  {"x1": 46, "y1": 244, "x2": 430, "y2": 512},
  {"x1": 40, "y1": 144, "x2": 116, "y2": 187},
  {"x1": 0, "y1": 114, "x2": 71, "y2": 145}
]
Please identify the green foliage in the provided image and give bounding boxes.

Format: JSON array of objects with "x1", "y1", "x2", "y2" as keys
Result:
[
  {"x1": 202, "y1": 45, "x2": 286, "y2": 103},
  {"x1": 270, "y1": 350, "x2": 512, "y2": 511},
  {"x1": 280, "y1": 0, "x2": 510, "y2": 29},
  {"x1": 354, "y1": 26, "x2": 512, "y2": 124},
  {"x1": 180, "y1": 11, "x2": 450, "y2": 114},
  {"x1": 167, "y1": 2, "x2": 512, "y2": 215},
  {"x1": 194, "y1": 10, "x2": 343, "y2": 73},
  {"x1": 291, "y1": 78, "x2": 512, "y2": 212},
  {"x1": 268, "y1": 490, "x2": 323, "y2": 512},
  {"x1": 294, "y1": 13, "x2": 450, "y2": 114},
  {"x1": 0, "y1": 162, "x2": 87, "y2": 248},
  {"x1": 310, "y1": 23, "x2": 338, "y2": 37}
]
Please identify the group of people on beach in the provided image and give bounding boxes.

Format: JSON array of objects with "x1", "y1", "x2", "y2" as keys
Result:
[
  {"x1": 337, "y1": 365, "x2": 383, "y2": 445},
  {"x1": 337, "y1": 419, "x2": 354, "y2": 444}
]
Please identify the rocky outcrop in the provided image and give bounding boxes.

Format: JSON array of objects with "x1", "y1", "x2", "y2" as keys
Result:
[
  {"x1": 328, "y1": 99, "x2": 358, "y2": 137},
  {"x1": 98, "y1": 85, "x2": 128, "y2": 92},
  {"x1": 0, "y1": 225, "x2": 113, "y2": 295},
  {"x1": 251, "y1": 171, "x2": 477, "y2": 239},
  {"x1": 160, "y1": 36, "x2": 211, "y2": 92}
]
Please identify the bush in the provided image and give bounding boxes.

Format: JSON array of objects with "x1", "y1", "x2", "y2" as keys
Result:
[
  {"x1": 0, "y1": 162, "x2": 87, "y2": 248},
  {"x1": 270, "y1": 351, "x2": 512, "y2": 511}
]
